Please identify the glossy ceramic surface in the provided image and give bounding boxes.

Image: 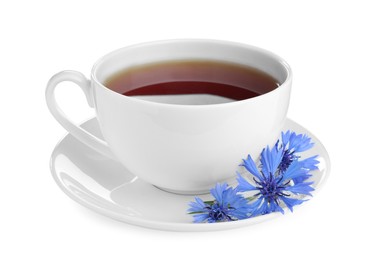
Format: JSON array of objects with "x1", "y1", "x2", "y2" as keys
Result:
[
  {"x1": 50, "y1": 118, "x2": 330, "y2": 231},
  {"x1": 46, "y1": 39, "x2": 292, "y2": 193}
]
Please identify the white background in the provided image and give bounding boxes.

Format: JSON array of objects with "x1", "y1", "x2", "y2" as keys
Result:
[{"x1": 1, "y1": 0, "x2": 375, "y2": 259}]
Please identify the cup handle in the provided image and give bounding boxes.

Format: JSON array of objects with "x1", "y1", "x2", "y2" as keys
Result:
[{"x1": 46, "y1": 70, "x2": 114, "y2": 159}]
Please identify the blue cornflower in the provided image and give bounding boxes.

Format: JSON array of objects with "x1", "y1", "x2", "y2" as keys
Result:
[
  {"x1": 278, "y1": 131, "x2": 317, "y2": 173},
  {"x1": 237, "y1": 146, "x2": 315, "y2": 216},
  {"x1": 188, "y1": 183, "x2": 252, "y2": 223}
]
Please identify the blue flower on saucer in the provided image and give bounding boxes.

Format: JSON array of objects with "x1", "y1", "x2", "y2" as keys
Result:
[
  {"x1": 237, "y1": 145, "x2": 315, "y2": 216},
  {"x1": 188, "y1": 130, "x2": 320, "y2": 223},
  {"x1": 279, "y1": 130, "x2": 320, "y2": 183},
  {"x1": 188, "y1": 183, "x2": 252, "y2": 223}
]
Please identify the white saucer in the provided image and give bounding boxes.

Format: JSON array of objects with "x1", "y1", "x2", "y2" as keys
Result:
[{"x1": 50, "y1": 118, "x2": 330, "y2": 231}]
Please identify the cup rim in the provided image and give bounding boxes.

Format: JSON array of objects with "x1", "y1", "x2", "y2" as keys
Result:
[{"x1": 91, "y1": 39, "x2": 292, "y2": 108}]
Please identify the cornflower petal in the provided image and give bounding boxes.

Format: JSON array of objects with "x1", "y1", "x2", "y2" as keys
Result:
[
  {"x1": 240, "y1": 154, "x2": 262, "y2": 180},
  {"x1": 193, "y1": 213, "x2": 210, "y2": 223},
  {"x1": 260, "y1": 146, "x2": 284, "y2": 175},
  {"x1": 269, "y1": 200, "x2": 285, "y2": 214},
  {"x1": 285, "y1": 182, "x2": 315, "y2": 196},
  {"x1": 282, "y1": 130, "x2": 292, "y2": 147},
  {"x1": 279, "y1": 196, "x2": 306, "y2": 212},
  {"x1": 188, "y1": 197, "x2": 207, "y2": 212},
  {"x1": 288, "y1": 133, "x2": 314, "y2": 152},
  {"x1": 300, "y1": 155, "x2": 320, "y2": 171},
  {"x1": 281, "y1": 160, "x2": 311, "y2": 182},
  {"x1": 211, "y1": 183, "x2": 226, "y2": 204},
  {"x1": 250, "y1": 198, "x2": 268, "y2": 216},
  {"x1": 236, "y1": 172, "x2": 257, "y2": 192}
]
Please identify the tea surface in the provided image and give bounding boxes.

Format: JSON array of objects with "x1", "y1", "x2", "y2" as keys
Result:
[{"x1": 104, "y1": 60, "x2": 279, "y2": 104}]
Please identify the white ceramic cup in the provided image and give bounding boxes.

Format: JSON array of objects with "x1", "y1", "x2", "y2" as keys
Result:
[{"x1": 46, "y1": 39, "x2": 292, "y2": 194}]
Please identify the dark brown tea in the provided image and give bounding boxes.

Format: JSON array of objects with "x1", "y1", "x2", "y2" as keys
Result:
[{"x1": 104, "y1": 60, "x2": 279, "y2": 104}]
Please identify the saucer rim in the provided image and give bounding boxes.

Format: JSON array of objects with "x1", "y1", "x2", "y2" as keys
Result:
[{"x1": 49, "y1": 117, "x2": 330, "y2": 232}]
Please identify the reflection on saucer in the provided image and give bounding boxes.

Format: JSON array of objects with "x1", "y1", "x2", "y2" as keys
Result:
[{"x1": 50, "y1": 118, "x2": 330, "y2": 231}]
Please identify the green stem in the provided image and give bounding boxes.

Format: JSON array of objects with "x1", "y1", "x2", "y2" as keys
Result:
[
  {"x1": 203, "y1": 196, "x2": 257, "y2": 206},
  {"x1": 246, "y1": 196, "x2": 257, "y2": 202}
]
